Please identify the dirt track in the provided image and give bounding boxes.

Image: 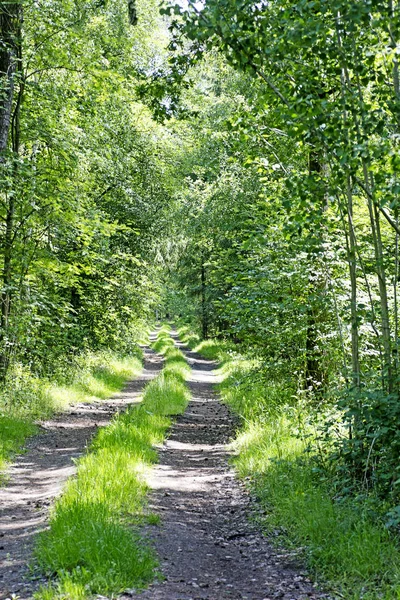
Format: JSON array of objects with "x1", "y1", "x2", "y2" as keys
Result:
[
  {"x1": 0, "y1": 336, "x2": 328, "y2": 600},
  {"x1": 131, "y1": 338, "x2": 327, "y2": 600}
]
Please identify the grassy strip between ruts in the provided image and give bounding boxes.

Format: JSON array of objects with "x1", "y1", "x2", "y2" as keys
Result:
[
  {"x1": 0, "y1": 350, "x2": 145, "y2": 482},
  {"x1": 177, "y1": 326, "x2": 400, "y2": 600},
  {"x1": 33, "y1": 328, "x2": 190, "y2": 600}
]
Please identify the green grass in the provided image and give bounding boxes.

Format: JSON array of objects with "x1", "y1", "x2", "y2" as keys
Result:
[
  {"x1": 0, "y1": 351, "x2": 143, "y2": 481},
  {"x1": 177, "y1": 325, "x2": 201, "y2": 350},
  {"x1": 34, "y1": 329, "x2": 190, "y2": 600},
  {"x1": 0, "y1": 415, "x2": 38, "y2": 477},
  {"x1": 186, "y1": 328, "x2": 400, "y2": 600},
  {"x1": 151, "y1": 326, "x2": 175, "y2": 354},
  {"x1": 47, "y1": 352, "x2": 144, "y2": 408},
  {"x1": 233, "y1": 419, "x2": 400, "y2": 599},
  {"x1": 177, "y1": 326, "x2": 234, "y2": 363}
]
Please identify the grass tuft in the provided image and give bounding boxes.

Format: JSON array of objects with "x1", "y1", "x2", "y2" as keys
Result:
[
  {"x1": 36, "y1": 502, "x2": 155, "y2": 595},
  {"x1": 193, "y1": 339, "x2": 222, "y2": 360},
  {"x1": 151, "y1": 330, "x2": 174, "y2": 354},
  {"x1": 177, "y1": 325, "x2": 200, "y2": 349},
  {"x1": 48, "y1": 352, "x2": 144, "y2": 410},
  {"x1": 0, "y1": 415, "x2": 37, "y2": 477}
]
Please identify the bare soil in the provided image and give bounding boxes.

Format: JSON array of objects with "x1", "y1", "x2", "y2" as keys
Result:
[
  {"x1": 0, "y1": 348, "x2": 163, "y2": 600},
  {"x1": 129, "y1": 339, "x2": 329, "y2": 600}
]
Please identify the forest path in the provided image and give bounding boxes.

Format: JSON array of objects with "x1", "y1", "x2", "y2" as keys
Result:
[
  {"x1": 0, "y1": 346, "x2": 163, "y2": 600},
  {"x1": 132, "y1": 335, "x2": 327, "y2": 600}
]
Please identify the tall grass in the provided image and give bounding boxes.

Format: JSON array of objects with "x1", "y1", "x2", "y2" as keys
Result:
[
  {"x1": 0, "y1": 350, "x2": 143, "y2": 477},
  {"x1": 34, "y1": 329, "x2": 190, "y2": 599},
  {"x1": 186, "y1": 330, "x2": 400, "y2": 600}
]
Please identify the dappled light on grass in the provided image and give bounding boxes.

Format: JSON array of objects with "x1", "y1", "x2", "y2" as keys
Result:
[
  {"x1": 47, "y1": 353, "x2": 143, "y2": 410},
  {"x1": 177, "y1": 326, "x2": 235, "y2": 366},
  {"x1": 0, "y1": 416, "x2": 37, "y2": 476},
  {"x1": 193, "y1": 339, "x2": 222, "y2": 361},
  {"x1": 34, "y1": 328, "x2": 191, "y2": 599},
  {"x1": 232, "y1": 418, "x2": 303, "y2": 475}
]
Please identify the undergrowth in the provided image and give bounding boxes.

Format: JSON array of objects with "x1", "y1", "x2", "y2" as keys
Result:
[
  {"x1": 179, "y1": 327, "x2": 400, "y2": 600},
  {"x1": 34, "y1": 328, "x2": 190, "y2": 599},
  {"x1": 178, "y1": 325, "x2": 233, "y2": 362},
  {"x1": 0, "y1": 349, "x2": 143, "y2": 477}
]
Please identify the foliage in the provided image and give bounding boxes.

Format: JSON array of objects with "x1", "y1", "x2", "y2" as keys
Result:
[
  {"x1": 0, "y1": 0, "x2": 171, "y2": 383},
  {"x1": 151, "y1": 0, "x2": 400, "y2": 509},
  {"x1": 2, "y1": 0, "x2": 400, "y2": 593},
  {"x1": 0, "y1": 0, "x2": 177, "y2": 469}
]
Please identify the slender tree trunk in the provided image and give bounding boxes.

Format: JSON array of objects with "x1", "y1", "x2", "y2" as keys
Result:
[
  {"x1": 389, "y1": 0, "x2": 400, "y2": 387},
  {"x1": 389, "y1": 0, "x2": 400, "y2": 101},
  {"x1": 353, "y1": 47, "x2": 394, "y2": 391},
  {"x1": 0, "y1": 2, "x2": 21, "y2": 160},
  {"x1": 369, "y1": 191, "x2": 393, "y2": 391},
  {"x1": 128, "y1": 0, "x2": 138, "y2": 25},
  {"x1": 346, "y1": 175, "x2": 361, "y2": 388},
  {"x1": 336, "y1": 39, "x2": 361, "y2": 391},
  {"x1": 201, "y1": 255, "x2": 208, "y2": 339},
  {"x1": 336, "y1": 14, "x2": 394, "y2": 392},
  {"x1": 0, "y1": 192, "x2": 14, "y2": 378},
  {"x1": 395, "y1": 208, "x2": 399, "y2": 386},
  {"x1": 305, "y1": 148, "x2": 326, "y2": 393},
  {"x1": 0, "y1": 2, "x2": 22, "y2": 380}
]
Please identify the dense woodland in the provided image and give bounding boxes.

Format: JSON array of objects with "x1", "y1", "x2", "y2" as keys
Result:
[{"x1": 2, "y1": 0, "x2": 400, "y2": 593}]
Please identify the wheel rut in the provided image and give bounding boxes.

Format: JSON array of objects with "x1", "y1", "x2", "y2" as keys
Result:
[
  {"x1": 132, "y1": 338, "x2": 328, "y2": 600},
  {"x1": 0, "y1": 347, "x2": 162, "y2": 600}
]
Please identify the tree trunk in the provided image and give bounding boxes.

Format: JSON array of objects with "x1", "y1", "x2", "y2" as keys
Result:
[
  {"x1": 0, "y1": 192, "x2": 14, "y2": 378},
  {"x1": 346, "y1": 179, "x2": 361, "y2": 388},
  {"x1": 389, "y1": 0, "x2": 400, "y2": 101},
  {"x1": 201, "y1": 257, "x2": 208, "y2": 339},
  {"x1": 128, "y1": 0, "x2": 138, "y2": 25},
  {"x1": 0, "y1": 2, "x2": 21, "y2": 160},
  {"x1": 0, "y1": 2, "x2": 22, "y2": 380},
  {"x1": 305, "y1": 148, "x2": 327, "y2": 393},
  {"x1": 336, "y1": 13, "x2": 394, "y2": 392}
]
